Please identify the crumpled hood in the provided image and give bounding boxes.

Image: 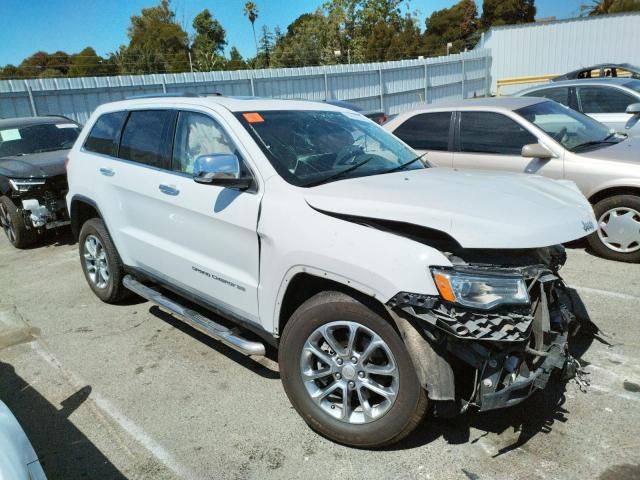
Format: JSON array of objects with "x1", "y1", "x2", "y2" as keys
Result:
[
  {"x1": 0, "y1": 150, "x2": 69, "y2": 178},
  {"x1": 305, "y1": 168, "x2": 596, "y2": 249},
  {"x1": 579, "y1": 137, "x2": 640, "y2": 165}
]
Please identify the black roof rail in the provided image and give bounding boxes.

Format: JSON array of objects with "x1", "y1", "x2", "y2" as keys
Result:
[{"x1": 126, "y1": 92, "x2": 225, "y2": 100}]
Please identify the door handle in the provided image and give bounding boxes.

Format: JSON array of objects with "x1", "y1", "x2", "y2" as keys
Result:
[
  {"x1": 159, "y1": 184, "x2": 180, "y2": 196},
  {"x1": 99, "y1": 168, "x2": 115, "y2": 177}
]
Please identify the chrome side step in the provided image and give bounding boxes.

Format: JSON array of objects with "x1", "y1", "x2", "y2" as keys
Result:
[{"x1": 123, "y1": 275, "x2": 265, "y2": 357}]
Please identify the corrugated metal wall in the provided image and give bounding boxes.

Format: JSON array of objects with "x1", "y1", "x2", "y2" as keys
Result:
[
  {"x1": 0, "y1": 49, "x2": 490, "y2": 123},
  {"x1": 480, "y1": 12, "x2": 640, "y2": 94}
]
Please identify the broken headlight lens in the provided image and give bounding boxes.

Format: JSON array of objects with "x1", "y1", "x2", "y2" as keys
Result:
[
  {"x1": 431, "y1": 268, "x2": 529, "y2": 310},
  {"x1": 9, "y1": 178, "x2": 46, "y2": 192}
]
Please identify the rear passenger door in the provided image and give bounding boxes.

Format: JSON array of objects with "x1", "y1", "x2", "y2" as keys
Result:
[
  {"x1": 452, "y1": 111, "x2": 563, "y2": 179},
  {"x1": 391, "y1": 112, "x2": 453, "y2": 167},
  {"x1": 576, "y1": 85, "x2": 637, "y2": 133}
]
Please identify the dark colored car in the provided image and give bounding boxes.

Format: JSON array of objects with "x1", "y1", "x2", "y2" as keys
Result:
[
  {"x1": 324, "y1": 99, "x2": 388, "y2": 125},
  {"x1": 0, "y1": 116, "x2": 80, "y2": 248},
  {"x1": 552, "y1": 63, "x2": 640, "y2": 82}
]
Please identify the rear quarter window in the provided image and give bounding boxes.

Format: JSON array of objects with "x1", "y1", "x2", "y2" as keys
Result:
[{"x1": 84, "y1": 111, "x2": 127, "y2": 156}]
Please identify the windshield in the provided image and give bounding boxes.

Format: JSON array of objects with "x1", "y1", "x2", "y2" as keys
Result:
[
  {"x1": 0, "y1": 122, "x2": 80, "y2": 157},
  {"x1": 515, "y1": 101, "x2": 616, "y2": 151},
  {"x1": 624, "y1": 80, "x2": 640, "y2": 94},
  {"x1": 236, "y1": 110, "x2": 425, "y2": 187}
]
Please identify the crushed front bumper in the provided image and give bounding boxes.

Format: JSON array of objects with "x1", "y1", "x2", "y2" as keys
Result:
[{"x1": 388, "y1": 266, "x2": 578, "y2": 412}]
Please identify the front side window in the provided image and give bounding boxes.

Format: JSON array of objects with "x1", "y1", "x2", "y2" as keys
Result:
[
  {"x1": 459, "y1": 112, "x2": 537, "y2": 155},
  {"x1": 0, "y1": 121, "x2": 80, "y2": 157},
  {"x1": 84, "y1": 111, "x2": 126, "y2": 157},
  {"x1": 119, "y1": 110, "x2": 175, "y2": 168},
  {"x1": 516, "y1": 100, "x2": 616, "y2": 152},
  {"x1": 577, "y1": 86, "x2": 636, "y2": 113},
  {"x1": 523, "y1": 87, "x2": 569, "y2": 107},
  {"x1": 393, "y1": 112, "x2": 452, "y2": 151},
  {"x1": 172, "y1": 111, "x2": 236, "y2": 174},
  {"x1": 236, "y1": 110, "x2": 424, "y2": 187}
]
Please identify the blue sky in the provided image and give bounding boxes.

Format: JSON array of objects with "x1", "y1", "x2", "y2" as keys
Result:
[{"x1": 0, "y1": 0, "x2": 586, "y2": 66}]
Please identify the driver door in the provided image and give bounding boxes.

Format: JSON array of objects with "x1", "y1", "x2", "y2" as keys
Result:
[{"x1": 453, "y1": 111, "x2": 563, "y2": 179}]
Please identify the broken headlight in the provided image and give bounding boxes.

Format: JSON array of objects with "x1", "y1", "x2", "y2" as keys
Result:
[
  {"x1": 9, "y1": 178, "x2": 46, "y2": 192},
  {"x1": 430, "y1": 268, "x2": 529, "y2": 310}
]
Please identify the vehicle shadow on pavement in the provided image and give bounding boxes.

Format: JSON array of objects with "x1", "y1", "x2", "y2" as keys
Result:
[
  {"x1": 0, "y1": 361, "x2": 127, "y2": 479},
  {"x1": 149, "y1": 306, "x2": 280, "y2": 380},
  {"x1": 26, "y1": 227, "x2": 75, "y2": 250}
]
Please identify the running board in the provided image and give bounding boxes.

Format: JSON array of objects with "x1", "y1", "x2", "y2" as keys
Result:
[{"x1": 123, "y1": 275, "x2": 265, "y2": 357}]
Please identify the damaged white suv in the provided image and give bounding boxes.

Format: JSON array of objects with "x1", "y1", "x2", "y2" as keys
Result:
[{"x1": 66, "y1": 95, "x2": 597, "y2": 447}]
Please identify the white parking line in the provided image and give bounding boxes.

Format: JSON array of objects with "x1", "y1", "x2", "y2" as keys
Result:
[
  {"x1": 571, "y1": 285, "x2": 640, "y2": 302},
  {"x1": 31, "y1": 342, "x2": 196, "y2": 480}
]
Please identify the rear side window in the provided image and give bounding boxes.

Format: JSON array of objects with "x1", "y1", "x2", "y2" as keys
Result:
[
  {"x1": 577, "y1": 86, "x2": 636, "y2": 113},
  {"x1": 119, "y1": 110, "x2": 175, "y2": 169},
  {"x1": 459, "y1": 112, "x2": 537, "y2": 155},
  {"x1": 393, "y1": 112, "x2": 451, "y2": 151},
  {"x1": 524, "y1": 87, "x2": 569, "y2": 107},
  {"x1": 84, "y1": 111, "x2": 126, "y2": 156}
]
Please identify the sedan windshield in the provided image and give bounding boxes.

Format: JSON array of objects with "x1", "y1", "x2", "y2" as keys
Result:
[
  {"x1": 236, "y1": 110, "x2": 425, "y2": 187},
  {"x1": 515, "y1": 101, "x2": 617, "y2": 152},
  {"x1": 0, "y1": 122, "x2": 80, "y2": 157}
]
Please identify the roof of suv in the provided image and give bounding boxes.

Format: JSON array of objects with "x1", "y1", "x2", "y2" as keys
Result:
[
  {"x1": 525, "y1": 78, "x2": 639, "y2": 88},
  {"x1": 97, "y1": 95, "x2": 350, "y2": 114}
]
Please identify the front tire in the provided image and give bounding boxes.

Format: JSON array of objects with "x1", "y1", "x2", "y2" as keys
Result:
[
  {"x1": 588, "y1": 195, "x2": 640, "y2": 263},
  {"x1": 78, "y1": 218, "x2": 128, "y2": 303},
  {"x1": 279, "y1": 291, "x2": 427, "y2": 448},
  {"x1": 0, "y1": 196, "x2": 36, "y2": 249}
]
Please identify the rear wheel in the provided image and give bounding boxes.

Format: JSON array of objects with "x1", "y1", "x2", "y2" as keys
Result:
[
  {"x1": 78, "y1": 218, "x2": 129, "y2": 303},
  {"x1": 588, "y1": 195, "x2": 640, "y2": 263},
  {"x1": 0, "y1": 196, "x2": 36, "y2": 249},
  {"x1": 279, "y1": 291, "x2": 427, "y2": 448}
]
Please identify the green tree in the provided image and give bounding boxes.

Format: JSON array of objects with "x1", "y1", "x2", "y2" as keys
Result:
[
  {"x1": 423, "y1": 0, "x2": 478, "y2": 56},
  {"x1": 68, "y1": 47, "x2": 117, "y2": 76},
  {"x1": 582, "y1": 0, "x2": 640, "y2": 14},
  {"x1": 226, "y1": 47, "x2": 247, "y2": 70},
  {"x1": 0, "y1": 64, "x2": 18, "y2": 79},
  {"x1": 243, "y1": 2, "x2": 260, "y2": 58},
  {"x1": 191, "y1": 9, "x2": 227, "y2": 72},
  {"x1": 271, "y1": 11, "x2": 331, "y2": 67},
  {"x1": 480, "y1": 0, "x2": 536, "y2": 29},
  {"x1": 256, "y1": 25, "x2": 274, "y2": 68},
  {"x1": 121, "y1": 0, "x2": 189, "y2": 74}
]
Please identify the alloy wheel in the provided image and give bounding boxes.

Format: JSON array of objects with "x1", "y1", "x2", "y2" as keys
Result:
[
  {"x1": 598, "y1": 207, "x2": 640, "y2": 253},
  {"x1": 300, "y1": 321, "x2": 399, "y2": 424},
  {"x1": 83, "y1": 234, "x2": 110, "y2": 288},
  {"x1": 0, "y1": 203, "x2": 16, "y2": 244}
]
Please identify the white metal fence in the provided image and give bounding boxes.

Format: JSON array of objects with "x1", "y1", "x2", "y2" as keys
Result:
[{"x1": 0, "y1": 49, "x2": 491, "y2": 124}]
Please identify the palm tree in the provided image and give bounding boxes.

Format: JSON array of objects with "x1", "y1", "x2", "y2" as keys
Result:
[{"x1": 243, "y1": 2, "x2": 259, "y2": 58}]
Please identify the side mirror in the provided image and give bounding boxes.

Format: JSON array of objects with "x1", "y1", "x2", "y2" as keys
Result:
[
  {"x1": 521, "y1": 143, "x2": 554, "y2": 159},
  {"x1": 625, "y1": 102, "x2": 640, "y2": 115},
  {"x1": 193, "y1": 154, "x2": 252, "y2": 190}
]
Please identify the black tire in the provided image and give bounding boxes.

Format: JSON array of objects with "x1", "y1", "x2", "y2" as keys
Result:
[
  {"x1": 78, "y1": 218, "x2": 129, "y2": 303},
  {"x1": 588, "y1": 195, "x2": 640, "y2": 263},
  {"x1": 279, "y1": 291, "x2": 428, "y2": 448},
  {"x1": 0, "y1": 195, "x2": 36, "y2": 249}
]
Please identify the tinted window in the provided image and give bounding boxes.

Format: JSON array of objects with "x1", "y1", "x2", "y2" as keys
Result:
[
  {"x1": 172, "y1": 112, "x2": 237, "y2": 174},
  {"x1": 84, "y1": 111, "x2": 126, "y2": 156},
  {"x1": 393, "y1": 112, "x2": 451, "y2": 151},
  {"x1": 0, "y1": 122, "x2": 80, "y2": 157},
  {"x1": 524, "y1": 87, "x2": 569, "y2": 106},
  {"x1": 577, "y1": 86, "x2": 636, "y2": 114},
  {"x1": 459, "y1": 112, "x2": 537, "y2": 155},
  {"x1": 119, "y1": 110, "x2": 175, "y2": 168}
]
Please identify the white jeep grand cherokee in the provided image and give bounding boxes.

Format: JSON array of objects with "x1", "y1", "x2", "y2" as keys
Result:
[{"x1": 66, "y1": 95, "x2": 597, "y2": 447}]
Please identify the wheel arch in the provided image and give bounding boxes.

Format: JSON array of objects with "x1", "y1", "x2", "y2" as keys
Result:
[
  {"x1": 588, "y1": 185, "x2": 640, "y2": 205},
  {"x1": 69, "y1": 195, "x2": 103, "y2": 240}
]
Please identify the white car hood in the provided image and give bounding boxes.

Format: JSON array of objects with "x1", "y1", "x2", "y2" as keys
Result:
[{"x1": 304, "y1": 168, "x2": 596, "y2": 249}]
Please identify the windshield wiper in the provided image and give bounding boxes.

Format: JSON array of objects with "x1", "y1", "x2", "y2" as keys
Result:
[
  {"x1": 33, "y1": 146, "x2": 66, "y2": 153},
  {"x1": 302, "y1": 156, "x2": 373, "y2": 187},
  {"x1": 570, "y1": 133, "x2": 620, "y2": 152},
  {"x1": 383, "y1": 152, "x2": 428, "y2": 174}
]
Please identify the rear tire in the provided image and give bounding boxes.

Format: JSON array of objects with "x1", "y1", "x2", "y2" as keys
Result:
[
  {"x1": 0, "y1": 196, "x2": 36, "y2": 249},
  {"x1": 78, "y1": 218, "x2": 129, "y2": 303},
  {"x1": 588, "y1": 195, "x2": 640, "y2": 263},
  {"x1": 279, "y1": 291, "x2": 427, "y2": 448}
]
